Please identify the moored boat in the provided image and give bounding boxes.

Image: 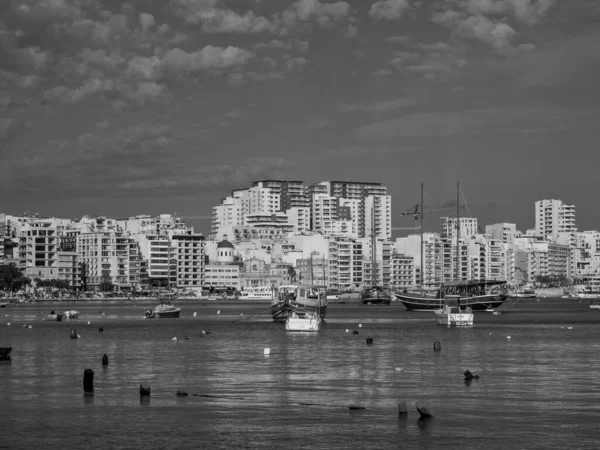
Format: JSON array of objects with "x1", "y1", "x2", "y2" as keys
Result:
[
  {"x1": 64, "y1": 310, "x2": 80, "y2": 319},
  {"x1": 574, "y1": 283, "x2": 600, "y2": 300},
  {"x1": 360, "y1": 285, "x2": 393, "y2": 305},
  {"x1": 271, "y1": 284, "x2": 328, "y2": 322},
  {"x1": 434, "y1": 295, "x2": 474, "y2": 327},
  {"x1": 285, "y1": 311, "x2": 322, "y2": 332},
  {"x1": 395, "y1": 280, "x2": 508, "y2": 311},
  {"x1": 513, "y1": 286, "x2": 537, "y2": 298},
  {"x1": 45, "y1": 311, "x2": 63, "y2": 321},
  {"x1": 0, "y1": 301, "x2": 8, "y2": 308},
  {"x1": 239, "y1": 285, "x2": 276, "y2": 301},
  {"x1": 326, "y1": 289, "x2": 341, "y2": 300},
  {"x1": 0, "y1": 347, "x2": 12, "y2": 363}
]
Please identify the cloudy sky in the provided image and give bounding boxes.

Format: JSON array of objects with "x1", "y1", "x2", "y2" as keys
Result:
[{"x1": 1, "y1": 0, "x2": 599, "y2": 235}]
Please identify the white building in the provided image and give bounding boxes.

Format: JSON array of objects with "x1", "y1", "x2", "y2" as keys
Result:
[
  {"x1": 535, "y1": 199, "x2": 576, "y2": 242},
  {"x1": 364, "y1": 195, "x2": 392, "y2": 240},
  {"x1": 440, "y1": 217, "x2": 478, "y2": 240},
  {"x1": 286, "y1": 207, "x2": 311, "y2": 233},
  {"x1": 172, "y1": 233, "x2": 205, "y2": 291},
  {"x1": 485, "y1": 223, "x2": 521, "y2": 245}
]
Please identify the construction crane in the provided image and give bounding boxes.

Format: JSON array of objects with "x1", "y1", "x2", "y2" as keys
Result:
[{"x1": 391, "y1": 204, "x2": 456, "y2": 232}]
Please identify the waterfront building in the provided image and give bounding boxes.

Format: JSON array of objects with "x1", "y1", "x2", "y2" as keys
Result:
[
  {"x1": 172, "y1": 233, "x2": 205, "y2": 291},
  {"x1": 203, "y1": 238, "x2": 240, "y2": 290},
  {"x1": 286, "y1": 207, "x2": 311, "y2": 233},
  {"x1": 365, "y1": 195, "x2": 392, "y2": 240},
  {"x1": 311, "y1": 193, "x2": 338, "y2": 234},
  {"x1": 390, "y1": 253, "x2": 415, "y2": 289},
  {"x1": 18, "y1": 219, "x2": 60, "y2": 280},
  {"x1": 211, "y1": 195, "x2": 243, "y2": 235},
  {"x1": 535, "y1": 199, "x2": 576, "y2": 242}
]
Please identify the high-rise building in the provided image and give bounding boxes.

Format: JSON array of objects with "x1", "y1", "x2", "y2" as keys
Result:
[
  {"x1": 172, "y1": 233, "x2": 205, "y2": 290},
  {"x1": 252, "y1": 180, "x2": 309, "y2": 211},
  {"x1": 440, "y1": 217, "x2": 478, "y2": 240},
  {"x1": 535, "y1": 199, "x2": 576, "y2": 241}
]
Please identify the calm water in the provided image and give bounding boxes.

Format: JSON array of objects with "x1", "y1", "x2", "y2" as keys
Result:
[{"x1": 1, "y1": 298, "x2": 600, "y2": 449}]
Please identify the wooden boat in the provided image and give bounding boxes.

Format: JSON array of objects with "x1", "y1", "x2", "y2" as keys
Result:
[
  {"x1": 434, "y1": 295, "x2": 473, "y2": 327},
  {"x1": 285, "y1": 310, "x2": 322, "y2": 332},
  {"x1": 360, "y1": 285, "x2": 393, "y2": 305},
  {"x1": 270, "y1": 284, "x2": 328, "y2": 322}
]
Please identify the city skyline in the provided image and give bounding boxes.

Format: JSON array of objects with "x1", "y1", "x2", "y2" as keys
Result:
[{"x1": 1, "y1": 1, "x2": 599, "y2": 234}]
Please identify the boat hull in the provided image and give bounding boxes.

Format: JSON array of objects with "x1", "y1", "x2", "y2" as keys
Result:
[
  {"x1": 285, "y1": 315, "x2": 322, "y2": 332},
  {"x1": 153, "y1": 309, "x2": 181, "y2": 318},
  {"x1": 271, "y1": 302, "x2": 327, "y2": 322},
  {"x1": 434, "y1": 310, "x2": 474, "y2": 327},
  {"x1": 396, "y1": 293, "x2": 507, "y2": 311}
]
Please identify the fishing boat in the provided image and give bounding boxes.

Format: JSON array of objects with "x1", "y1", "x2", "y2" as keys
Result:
[
  {"x1": 45, "y1": 311, "x2": 63, "y2": 321},
  {"x1": 285, "y1": 310, "x2": 322, "y2": 332},
  {"x1": 326, "y1": 289, "x2": 341, "y2": 300},
  {"x1": 514, "y1": 286, "x2": 537, "y2": 298},
  {"x1": 239, "y1": 285, "x2": 276, "y2": 301},
  {"x1": 395, "y1": 182, "x2": 508, "y2": 312},
  {"x1": 270, "y1": 284, "x2": 328, "y2": 322},
  {"x1": 434, "y1": 295, "x2": 473, "y2": 327},
  {"x1": 145, "y1": 299, "x2": 181, "y2": 318},
  {"x1": 360, "y1": 285, "x2": 393, "y2": 304},
  {"x1": 574, "y1": 281, "x2": 600, "y2": 300},
  {"x1": 0, "y1": 347, "x2": 11, "y2": 363}
]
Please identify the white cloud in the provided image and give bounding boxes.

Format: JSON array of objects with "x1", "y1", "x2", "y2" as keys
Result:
[
  {"x1": 369, "y1": 0, "x2": 411, "y2": 20},
  {"x1": 161, "y1": 46, "x2": 255, "y2": 72},
  {"x1": 139, "y1": 13, "x2": 155, "y2": 32}
]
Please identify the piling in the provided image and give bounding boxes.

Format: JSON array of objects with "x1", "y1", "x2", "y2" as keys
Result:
[
  {"x1": 98, "y1": 327, "x2": 104, "y2": 332},
  {"x1": 83, "y1": 369, "x2": 94, "y2": 393},
  {"x1": 102, "y1": 354, "x2": 108, "y2": 366},
  {"x1": 464, "y1": 370, "x2": 479, "y2": 380},
  {"x1": 366, "y1": 337, "x2": 373, "y2": 345},
  {"x1": 433, "y1": 341, "x2": 441, "y2": 352},
  {"x1": 397, "y1": 401, "x2": 408, "y2": 415},
  {"x1": 70, "y1": 329, "x2": 78, "y2": 339},
  {"x1": 139, "y1": 384, "x2": 151, "y2": 396}
]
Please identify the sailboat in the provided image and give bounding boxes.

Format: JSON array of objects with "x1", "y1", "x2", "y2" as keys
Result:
[
  {"x1": 395, "y1": 183, "x2": 508, "y2": 311},
  {"x1": 360, "y1": 197, "x2": 393, "y2": 305}
]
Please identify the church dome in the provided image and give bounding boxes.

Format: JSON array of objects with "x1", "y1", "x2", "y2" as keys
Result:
[{"x1": 217, "y1": 240, "x2": 234, "y2": 249}]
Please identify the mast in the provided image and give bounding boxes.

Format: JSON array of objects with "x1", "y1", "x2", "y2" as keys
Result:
[
  {"x1": 371, "y1": 200, "x2": 376, "y2": 286},
  {"x1": 455, "y1": 182, "x2": 460, "y2": 282},
  {"x1": 420, "y1": 182, "x2": 424, "y2": 290}
]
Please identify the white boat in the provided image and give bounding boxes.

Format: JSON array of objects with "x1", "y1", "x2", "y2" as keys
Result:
[
  {"x1": 0, "y1": 301, "x2": 8, "y2": 308},
  {"x1": 285, "y1": 311, "x2": 322, "y2": 332},
  {"x1": 63, "y1": 310, "x2": 80, "y2": 319},
  {"x1": 239, "y1": 285, "x2": 276, "y2": 301},
  {"x1": 574, "y1": 283, "x2": 600, "y2": 300},
  {"x1": 514, "y1": 286, "x2": 537, "y2": 298},
  {"x1": 434, "y1": 295, "x2": 474, "y2": 327},
  {"x1": 590, "y1": 304, "x2": 600, "y2": 310},
  {"x1": 326, "y1": 289, "x2": 341, "y2": 300}
]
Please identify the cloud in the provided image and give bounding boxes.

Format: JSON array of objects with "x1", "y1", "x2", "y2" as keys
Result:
[
  {"x1": 161, "y1": 46, "x2": 255, "y2": 72},
  {"x1": 139, "y1": 13, "x2": 155, "y2": 32},
  {"x1": 457, "y1": 0, "x2": 558, "y2": 25},
  {"x1": 369, "y1": 0, "x2": 411, "y2": 20},
  {"x1": 432, "y1": 9, "x2": 517, "y2": 53},
  {"x1": 338, "y1": 97, "x2": 417, "y2": 114},
  {"x1": 354, "y1": 106, "x2": 586, "y2": 140},
  {"x1": 344, "y1": 24, "x2": 358, "y2": 38},
  {"x1": 251, "y1": 39, "x2": 310, "y2": 52}
]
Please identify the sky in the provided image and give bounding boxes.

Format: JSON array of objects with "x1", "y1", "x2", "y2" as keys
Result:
[{"x1": 1, "y1": 0, "x2": 600, "y2": 237}]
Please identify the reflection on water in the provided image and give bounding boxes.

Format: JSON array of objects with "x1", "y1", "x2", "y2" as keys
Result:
[{"x1": 1, "y1": 303, "x2": 600, "y2": 449}]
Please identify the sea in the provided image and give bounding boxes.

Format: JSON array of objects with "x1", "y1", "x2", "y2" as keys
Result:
[{"x1": 1, "y1": 297, "x2": 600, "y2": 450}]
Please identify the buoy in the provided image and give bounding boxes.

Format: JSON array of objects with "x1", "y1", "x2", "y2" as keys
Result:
[
  {"x1": 28, "y1": 325, "x2": 32, "y2": 329},
  {"x1": 264, "y1": 348, "x2": 271, "y2": 356},
  {"x1": 87, "y1": 321, "x2": 91, "y2": 325},
  {"x1": 83, "y1": 369, "x2": 94, "y2": 393},
  {"x1": 139, "y1": 384, "x2": 151, "y2": 396},
  {"x1": 185, "y1": 336, "x2": 190, "y2": 340},
  {"x1": 397, "y1": 401, "x2": 408, "y2": 415},
  {"x1": 353, "y1": 330, "x2": 359, "y2": 335},
  {"x1": 345, "y1": 329, "x2": 349, "y2": 333},
  {"x1": 102, "y1": 354, "x2": 108, "y2": 366},
  {"x1": 98, "y1": 327, "x2": 104, "y2": 332},
  {"x1": 366, "y1": 337, "x2": 373, "y2": 345},
  {"x1": 23, "y1": 324, "x2": 27, "y2": 328},
  {"x1": 506, "y1": 336, "x2": 511, "y2": 340},
  {"x1": 358, "y1": 324, "x2": 362, "y2": 328},
  {"x1": 493, "y1": 311, "x2": 500, "y2": 315},
  {"x1": 433, "y1": 341, "x2": 441, "y2": 352},
  {"x1": 193, "y1": 312, "x2": 197, "y2": 317},
  {"x1": 464, "y1": 370, "x2": 479, "y2": 380},
  {"x1": 70, "y1": 329, "x2": 79, "y2": 339},
  {"x1": 416, "y1": 400, "x2": 433, "y2": 418},
  {"x1": 240, "y1": 313, "x2": 243, "y2": 316},
  {"x1": 217, "y1": 310, "x2": 220, "y2": 314},
  {"x1": 349, "y1": 404, "x2": 365, "y2": 410},
  {"x1": 172, "y1": 337, "x2": 178, "y2": 342},
  {"x1": 395, "y1": 367, "x2": 403, "y2": 372},
  {"x1": 6, "y1": 323, "x2": 10, "y2": 326},
  {"x1": 567, "y1": 326, "x2": 573, "y2": 330}
]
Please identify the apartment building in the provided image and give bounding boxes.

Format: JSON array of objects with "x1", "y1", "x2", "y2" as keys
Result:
[
  {"x1": 440, "y1": 217, "x2": 478, "y2": 240},
  {"x1": 252, "y1": 180, "x2": 309, "y2": 210},
  {"x1": 172, "y1": 233, "x2": 205, "y2": 291},
  {"x1": 390, "y1": 253, "x2": 415, "y2": 289},
  {"x1": 485, "y1": 223, "x2": 521, "y2": 244},
  {"x1": 535, "y1": 199, "x2": 576, "y2": 242}
]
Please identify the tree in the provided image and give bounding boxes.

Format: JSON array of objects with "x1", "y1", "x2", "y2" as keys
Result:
[
  {"x1": 0, "y1": 264, "x2": 24, "y2": 291},
  {"x1": 287, "y1": 266, "x2": 297, "y2": 283}
]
